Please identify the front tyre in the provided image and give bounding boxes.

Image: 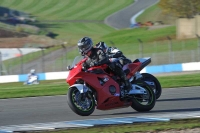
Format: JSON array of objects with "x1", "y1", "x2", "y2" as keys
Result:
[
  {"x1": 131, "y1": 80, "x2": 156, "y2": 112},
  {"x1": 67, "y1": 87, "x2": 95, "y2": 116}
]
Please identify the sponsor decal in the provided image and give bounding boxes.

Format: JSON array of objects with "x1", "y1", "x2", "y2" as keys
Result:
[
  {"x1": 103, "y1": 76, "x2": 109, "y2": 82},
  {"x1": 15, "y1": 53, "x2": 22, "y2": 57},
  {"x1": 114, "y1": 93, "x2": 120, "y2": 96}
]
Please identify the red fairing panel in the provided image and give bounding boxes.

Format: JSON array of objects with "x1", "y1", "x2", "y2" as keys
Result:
[{"x1": 127, "y1": 62, "x2": 141, "y2": 79}]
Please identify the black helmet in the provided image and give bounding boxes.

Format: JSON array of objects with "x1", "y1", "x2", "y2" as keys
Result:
[
  {"x1": 96, "y1": 41, "x2": 108, "y2": 52},
  {"x1": 77, "y1": 37, "x2": 93, "y2": 55}
]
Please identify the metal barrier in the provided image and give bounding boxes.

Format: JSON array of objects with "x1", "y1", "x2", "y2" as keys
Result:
[{"x1": 1, "y1": 38, "x2": 200, "y2": 75}]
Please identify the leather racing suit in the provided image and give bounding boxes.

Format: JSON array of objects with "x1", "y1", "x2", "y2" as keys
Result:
[{"x1": 83, "y1": 47, "x2": 132, "y2": 92}]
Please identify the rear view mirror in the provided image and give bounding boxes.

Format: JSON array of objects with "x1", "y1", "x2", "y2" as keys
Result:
[{"x1": 67, "y1": 65, "x2": 71, "y2": 70}]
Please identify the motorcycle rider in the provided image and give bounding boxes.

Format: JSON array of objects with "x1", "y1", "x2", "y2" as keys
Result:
[
  {"x1": 28, "y1": 69, "x2": 36, "y2": 77},
  {"x1": 95, "y1": 41, "x2": 132, "y2": 67},
  {"x1": 77, "y1": 37, "x2": 132, "y2": 94},
  {"x1": 24, "y1": 69, "x2": 39, "y2": 85}
]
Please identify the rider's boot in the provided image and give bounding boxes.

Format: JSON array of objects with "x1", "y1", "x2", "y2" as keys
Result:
[
  {"x1": 120, "y1": 72, "x2": 132, "y2": 95},
  {"x1": 123, "y1": 79, "x2": 132, "y2": 95},
  {"x1": 109, "y1": 62, "x2": 132, "y2": 96}
]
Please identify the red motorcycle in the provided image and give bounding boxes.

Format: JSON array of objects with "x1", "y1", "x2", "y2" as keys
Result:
[{"x1": 66, "y1": 56, "x2": 156, "y2": 116}]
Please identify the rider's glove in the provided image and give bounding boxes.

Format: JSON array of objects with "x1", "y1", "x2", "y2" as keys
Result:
[
  {"x1": 90, "y1": 62, "x2": 99, "y2": 67},
  {"x1": 82, "y1": 66, "x2": 87, "y2": 71},
  {"x1": 90, "y1": 62, "x2": 95, "y2": 67},
  {"x1": 82, "y1": 63, "x2": 87, "y2": 71},
  {"x1": 108, "y1": 55, "x2": 113, "y2": 58},
  {"x1": 94, "y1": 61, "x2": 99, "y2": 66}
]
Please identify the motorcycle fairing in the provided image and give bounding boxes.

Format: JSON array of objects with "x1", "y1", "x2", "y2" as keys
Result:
[
  {"x1": 82, "y1": 67, "x2": 132, "y2": 110},
  {"x1": 82, "y1": 73, "x2": 121, "y2": 104},
  {"x1": 66, "y1": 67, "x2": 82, "y2": 85},
  {"x1": 69, "y1": 84, "x2": 88, "y2": 93},
  {"x1": 87, "y1": 68, "x2": 105, "y2": 74},
  {"x1": 126, "y1": 62, "x2": 142, "y2": 79},
  {"x1": 133, "y1": 57, "x2": 151, "y2": 72},
  {"x1": 66, "y1": 58, "x2": 133, "y2": 110},
  {"x1": 97, "y1": 96, "x2": 132, "y2": 110}
]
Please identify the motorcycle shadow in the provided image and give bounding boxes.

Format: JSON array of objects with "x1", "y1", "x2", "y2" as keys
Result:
[
  {"x1": 92, "y1": 108, "x2": 200, "y2": 116},
  {"x1": 157, "y1": 97, "x2": 200, "y2": 102}
]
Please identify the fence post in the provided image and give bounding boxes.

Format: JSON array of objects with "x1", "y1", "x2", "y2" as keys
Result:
[
  {"x1": 61, "y1": 42, "x2": 67, "y2": 71},
  {"x1": 138, "y1": 39, "x2": 143, "y2": 57},
  {"x1": 196, "y1": 34, "x2": 200, "y2": 61},
  {"x1": 0, "y1": 51, "x2": 2, "y2": 75},
  {"x1": 154, "y1": 41, "x2": 157, "y2": 53},
  {"x1": 17, "y1": 48, "x2": 23, "y2": 74},
  {"x1": 167, "y1": 36, "x2": 173, "y2": 63},
  {"x1": 39, "y1": 45, "x2": 55, "y2": 73},
  {"x1": 39, "y1": 47, "x2": 45, "y2": 73}
]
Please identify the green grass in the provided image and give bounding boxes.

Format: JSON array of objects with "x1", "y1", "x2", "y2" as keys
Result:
[
  {"x1": 0, "y1": 80, "x2": 67, "y2": 99},
  {"x1": 36, "y1": 22, "x2": 115, "y2": 44},
  {"x1": 0, "y1": 0, "x2": 133, "y2": 21},
  {"x1": 101, "y1": 26, "x2": 176, "y2": 43},
  {"x1": 158, "y1": 73, "x2": 200, "y2": 88},
  {"x1": 0, "y1": 0, "x2": 178, "y2": 46},
  {"x1": 100, "y1": 26, "x2": 176, "y2": 54},
  {"x1": 39, "y1": 118, "x2": 200, "y2": 133},
  {"x1": 1, "y1": 0, "x2": 196, "y2": 60},
  {"x1": 0, "y1": 73, "x2": 200, "y2": 99},
  {"x1": 136, "y1": 4, "x2": 162, "y2": 23},
  {"x1": 0, "y1": 0, "x2": 133, "y2": 44},
  {"x1": 135, "y1": 3, "x2": 177, "y2": 25}
]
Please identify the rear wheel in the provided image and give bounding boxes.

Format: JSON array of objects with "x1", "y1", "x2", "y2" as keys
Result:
[
  {"x1": 67, "y1": 87, "x2": 95, "y2": 116},
  {"x1": 131, "y1": 80, "x2": 156, "y2": 112},
  {"x1": 141, "y1": 73, "x2": 162, "y2": 99}
]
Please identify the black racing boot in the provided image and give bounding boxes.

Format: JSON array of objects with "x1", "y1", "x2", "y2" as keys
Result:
[{"x1": 123, "y1": 79, "x2": 132, "y2": 95}]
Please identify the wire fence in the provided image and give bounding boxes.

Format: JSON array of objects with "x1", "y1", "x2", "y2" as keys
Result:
[
  {"x1": 1, "y1": 38, "x2": 200, "y2": 76},
  {"x1": 126, "y1": 50, "x2": 200, "y2": 65}
]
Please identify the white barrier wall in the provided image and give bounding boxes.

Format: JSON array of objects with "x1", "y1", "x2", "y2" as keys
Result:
[
  {"x1": 182, "y1": 62, "x2": 200, "y2": 71},
  {"x1": 45, "y1": 72, "x2": 69, "y2": 80},
  {"x1": 0, "y1": 75, "x2": 19, "y2": 83},
  {"x1": 0, "y1": 62, "x2": 200, "y2": 83}
]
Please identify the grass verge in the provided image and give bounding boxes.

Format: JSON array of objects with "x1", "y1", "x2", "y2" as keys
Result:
[{"x1": 0, "y1": 72, "x2": 200, "y2": 99}]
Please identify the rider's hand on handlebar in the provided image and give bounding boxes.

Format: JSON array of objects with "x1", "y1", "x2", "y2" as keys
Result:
[
  {"x1": 90, "y1": 61, "x2": 99, "y2": 67},
  {"x1": 82, "y1": 63, "x2": 87, "y2": 71},
  {"x1": 82, "y1": 66, "x2": 88, "y2": 72},
  {"x1": 108, "y1": 55, "x2": 113, "y2": 58}
]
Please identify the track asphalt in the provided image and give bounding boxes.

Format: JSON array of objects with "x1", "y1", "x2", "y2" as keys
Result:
[
  {"x1": 0, "y1": 86, "x2": 200, "y2": 132},
  {"x1": 105, "y1": 0, "x2": 159, "y2": 29}
]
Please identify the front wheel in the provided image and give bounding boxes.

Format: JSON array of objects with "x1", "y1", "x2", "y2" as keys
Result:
[
  {"x1": 141, "y1": 73, "x2": 162, "y2": 99},
  {"x1": 67, "y1": 87, "x2": 95, "y2": 116},
  {"x1": 131, "y1": 80, "x2": 156, "y2": 112}
]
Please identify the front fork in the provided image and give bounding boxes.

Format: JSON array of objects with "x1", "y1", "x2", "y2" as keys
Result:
[{"x1": 81, "y1": 82, "x2": 97, "y2": 105}]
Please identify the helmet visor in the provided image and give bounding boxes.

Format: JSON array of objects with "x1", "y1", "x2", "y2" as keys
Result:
[{"x1": 78, "y1": 43, "x2": 91, "y2": 54}]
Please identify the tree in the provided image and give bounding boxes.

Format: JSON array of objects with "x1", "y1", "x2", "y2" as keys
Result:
[{"x1": 158, "y1": 0, "x2": 200, "y2": 18}]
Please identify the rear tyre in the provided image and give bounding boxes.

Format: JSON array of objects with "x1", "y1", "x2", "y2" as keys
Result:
[
  {"x1": 141, "y1": 73, "x2": 162, "y2": 99},
  {"x1": 131, "y1": 80, "x2": 156, "y2": 112},
  {"x1": 67, "y1": 87, "x2": 95, "y2": 116}
]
